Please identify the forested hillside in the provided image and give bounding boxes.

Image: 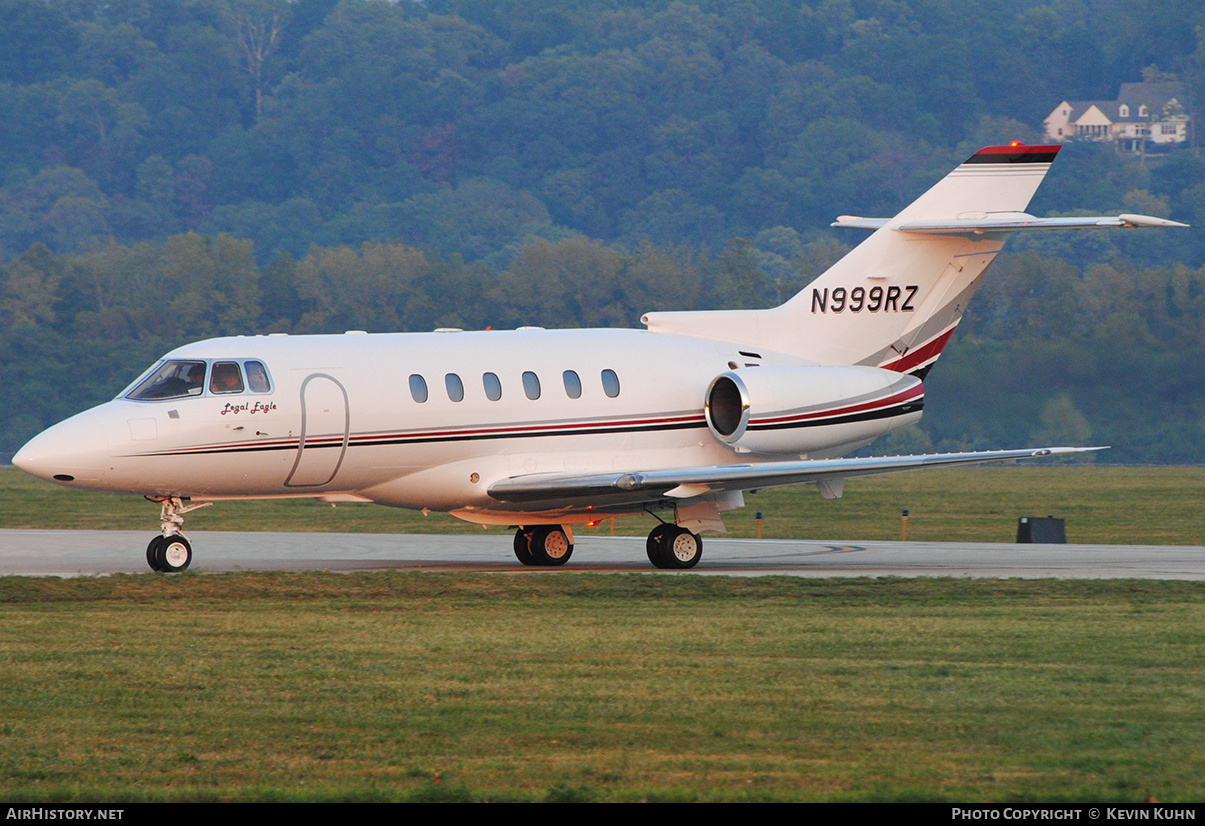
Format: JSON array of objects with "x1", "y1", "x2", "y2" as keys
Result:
[{"x1": 3, "y1": 0, "x2": 1205, "y2": 462}]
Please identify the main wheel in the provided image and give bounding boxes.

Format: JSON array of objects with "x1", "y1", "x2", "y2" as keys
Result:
[
  {"x1": 530, "y1": 526, "x2": 573, "y2": 566},
  {"x1": 513, "y1": 527, "x2": 536, "y2": 566},
  {"x1": 154, "y1": 535, "x2": 192, "y2": 573},
  {"x1": 646, "y1": 524, "x2": 673, "y2": 568},
  {"x1": 659, "y1": 527, "x2": 702, "y2": 569},
  {"x1": 146, "y1": 535, "x2": 166, "y2": 572}
]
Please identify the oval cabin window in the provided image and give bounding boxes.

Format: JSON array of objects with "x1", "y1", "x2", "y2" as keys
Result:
[
  {"x1": 483, "y1": 372, "x2": 502, "y2": 401},
  {"x1": 409, "y1": 374, "x2": 428, "y2": 403},
  {"x1": 601, "y1": 369, "x2": 620, "y2": 398},
  {"x1": 522, "y1": 371, "x2": 541, "y2": 400},
  {"x1": 563, "y1": 370, "x2": 582, "y2": 399}
]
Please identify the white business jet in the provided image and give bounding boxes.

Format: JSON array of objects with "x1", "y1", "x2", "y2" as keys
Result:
[{"x1": 12, "y1": 144, "x2": 1185, "y2": 572}]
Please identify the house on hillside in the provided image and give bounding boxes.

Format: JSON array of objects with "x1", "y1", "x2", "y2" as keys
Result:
[{"x1": 1044, "y1": 82, "x2": 1189, "y2": 151}]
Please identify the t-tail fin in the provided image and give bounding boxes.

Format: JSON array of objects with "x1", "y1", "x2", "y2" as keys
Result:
[{"x1": 643, "y1": 144, "x2": 1182, "y2": 375}]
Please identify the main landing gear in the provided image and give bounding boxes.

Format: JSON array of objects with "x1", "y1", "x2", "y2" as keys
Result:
[
  {"x1": 645, "y1": 523, "x2": 703, "y2": 569},
  {"x1": 145, "y1": 496, "x2": 211, "y2": 573},
  {"x1": 645, "y1": 520, "x2": 703, "y2": 566},
  {"x1": 513, "y1": 522, "x2": 703, "y2": 569},
  {"x1": 513, "y1": 525, "x2": 574, "y2": 566}
]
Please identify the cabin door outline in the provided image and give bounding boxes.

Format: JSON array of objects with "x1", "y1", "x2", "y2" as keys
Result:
[{"x1": 285, "y1": 373, "x2": 350, "y2": 487}]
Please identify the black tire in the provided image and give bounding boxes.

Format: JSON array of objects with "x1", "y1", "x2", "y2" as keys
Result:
[
  {"x1": 154, "y1": 535, "x2": 192, "y2": 573},
  {"x1": 646, "y1": 524, "x2": 672, "y2": 568},
  {"x1": 513, "y1": 527, "x2": 536, "y2": 566},
  {"x1": 659, "y1": 527, "x2": 702, "y2": 569},
  {"x1": 530, "y1": 526, "x2": 573, "y2": 566},
  {"x1": 146, "y1": 535, "x2": 166, "y2": 572}
]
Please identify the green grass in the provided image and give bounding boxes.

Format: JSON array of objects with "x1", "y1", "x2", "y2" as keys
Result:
[
  {"x1": 3, "y1": 466, "x2": 1204, "y2": 801},
  {"x1": 1, "y1": 574, "x2": 1204, "y2": 802},
  {"x1": 2, "y1": 465, "x2": 1203, "y2": 544}
]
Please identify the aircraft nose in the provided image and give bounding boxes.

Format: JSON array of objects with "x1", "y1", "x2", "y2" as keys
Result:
[
  {"x1": 13, "y1": 432, "x2": 70, "y2": 483},
  {"x1": 12, "y1": 410, "x2": 115, "y2": 485}
]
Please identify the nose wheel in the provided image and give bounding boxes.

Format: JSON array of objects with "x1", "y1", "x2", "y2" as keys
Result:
[
  {"x1": 147, "y1": 534, "x2": 193, "y2": 573},
  {"x1": 145, "y1": 496, "x2": 210, "y2": 573}
]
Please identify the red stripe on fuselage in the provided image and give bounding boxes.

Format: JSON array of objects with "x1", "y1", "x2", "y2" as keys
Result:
[
  {"x1": 750, "y1": 384, "x2": 924, "y2": 427},
  {"x1": 881, "y1": 328, "x2": 957, "y2": 374},
  {"x1": 125, "y1": 412, "x2": 709, "y2": 457}
]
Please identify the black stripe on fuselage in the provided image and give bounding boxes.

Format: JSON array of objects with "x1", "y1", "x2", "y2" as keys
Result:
[
  {"x1": 129, "y1": 398, "x2": 923, "y2": 461},
  {"x1": 348, "y1": 418, "x2": 705, "y2": 448},
  {"x1": 134, "y1": 418, "x2": 708, "y2": 458}
]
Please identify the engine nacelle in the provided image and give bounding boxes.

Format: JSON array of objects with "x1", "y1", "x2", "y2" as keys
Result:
[{"x1": 704, "y1": 365, "x2": 924, "y2": 455}]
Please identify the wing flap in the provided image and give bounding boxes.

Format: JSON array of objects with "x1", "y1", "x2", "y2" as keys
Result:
[{"x1": 487, "y1": 447, "x2": 1104, "y2": 503}]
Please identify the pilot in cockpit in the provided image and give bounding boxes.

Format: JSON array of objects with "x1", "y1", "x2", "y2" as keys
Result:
[
  {"x1": 185, "y1": 363, "x2": 206, "y2": 392},
  {"x1": 209, "y1": 362, "x2": 245, "y2": 394}
]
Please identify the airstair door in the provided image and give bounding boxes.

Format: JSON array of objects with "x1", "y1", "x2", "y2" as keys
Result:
[{"x1": 285, "y1": 374, "x2": 349, "y2": 487}]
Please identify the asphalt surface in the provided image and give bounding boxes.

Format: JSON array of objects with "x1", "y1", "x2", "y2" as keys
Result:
[{"x1": 1, "y1": 529, "x2": 1203, "y2": 578}]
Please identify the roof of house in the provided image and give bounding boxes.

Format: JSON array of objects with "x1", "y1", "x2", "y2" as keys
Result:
[{"x1": 1061, "y1": 82, "x2": 1187, "y2": 124}]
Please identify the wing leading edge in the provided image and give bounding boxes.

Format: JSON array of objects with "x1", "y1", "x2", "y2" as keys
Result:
[{"x1": 487, "y1": 446, "x2": 1105, "y2": 504}]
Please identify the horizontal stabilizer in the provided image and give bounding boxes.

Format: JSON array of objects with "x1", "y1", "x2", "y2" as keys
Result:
[
  {"x1": 489, "y1": 447, "x2": 1106, "y2": 503},
  {"x1": 834, "y1": 213, "x2": 1188, "y2": 235},
  {"x1": 832, "y1": 215, "x2": 889, "y2": 230}
]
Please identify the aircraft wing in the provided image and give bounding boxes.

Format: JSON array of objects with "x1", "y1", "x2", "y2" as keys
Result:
[
  {"x1": 833, "y1": 213, "x2": 1187, "y2": 235},
  {"x1": 487, "y1": 446, "x2": 1103, "y2": 503}
]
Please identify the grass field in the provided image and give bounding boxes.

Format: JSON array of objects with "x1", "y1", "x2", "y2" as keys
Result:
[
  {"x1": 2, "y1": 573, "x2": 1204, "y2": 802},
  {"x1": 2, "y1": 465, "x2": 1203, "y2": 802},
  {"x1": 2, "y1": 464, "x2": 1202, "y2": 545}
]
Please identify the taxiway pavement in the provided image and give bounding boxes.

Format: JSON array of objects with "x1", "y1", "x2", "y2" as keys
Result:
[{"x1": 1, "y1": 529, "x2": 1203, "y2": 578}]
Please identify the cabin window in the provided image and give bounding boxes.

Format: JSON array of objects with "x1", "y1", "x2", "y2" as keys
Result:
[
  {"x1": 522, "y1": 371, "x2": 541, "y2": 400},
  {"x1": 563, "y1": 370, "x2": 582, "y2": 399},
  {"x1": 245, "y1": 361, "x2": 271, "y2": 393},
  {"x1": 445, "y1": 373, "x2": 464, "y2": 402},
  {"x1": 409, "y1": 374, "x2": 428, "y2": 403},
  {"x1": 126, "y1": 360, "x2": 207, "y2": 400},
  {"x1": 210, "y1": 362, "x2": 245, "y2": 394},
  {"x1": 483, "y1": 372, "x2": 502, "y2": 401},
  {"x1": 601, "y1": 369, "x2": 620, "y2": 398}
]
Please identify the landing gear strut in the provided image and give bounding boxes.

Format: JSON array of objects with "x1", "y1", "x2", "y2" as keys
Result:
[
  {"x1": 646, "y1": 524, "x2": 703, "y2": 569},
  {"x1": 145, "y1": 496, "x2": 211, "y2": 573},
  {"x1": 513, "y1": 525, "x2": 574, "y2": 567}
]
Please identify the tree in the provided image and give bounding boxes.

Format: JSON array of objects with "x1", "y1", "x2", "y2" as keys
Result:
[
  {"x1": 0, "y1": 0, "x2": 79, "y2": 84},
  {"x1": 0, "y1": 243, "x2": 62, "y2": 328},
  {"x1": 225, "y1": 0, "x2": 288, "y2": 121},
  {"x1": 294, "y1": 242, "x2": 431, "y2": 332},
  {"x1": 1034, "y1": 393, "x2": 1093, "y2": 453},
  {"x1": 709, "y1": 237, "x2": 772, "y2": 310}
]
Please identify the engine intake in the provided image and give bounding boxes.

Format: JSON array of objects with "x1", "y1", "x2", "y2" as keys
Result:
[{"x1": 704, "y1": 366, "x2": 923, "y2": 455}]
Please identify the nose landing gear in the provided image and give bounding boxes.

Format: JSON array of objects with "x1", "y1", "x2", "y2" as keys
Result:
[
  {"x1": 146, "y1": 534, "x2": 193, "y2": 573},
  {"x1": 145, "y1": 496, "x2": 211, "y2": 573}
]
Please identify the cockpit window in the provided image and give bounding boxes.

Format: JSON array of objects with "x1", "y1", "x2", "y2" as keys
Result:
[
  {"x1": 245, "y1": 361, "x2": 271, "y2": 393},
  {"x1": 210, "y1": 362, "x2": 245, "y2": 394},
  {"x1": 126, "y1": 361, "x2": 207, "y2": 400}
]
